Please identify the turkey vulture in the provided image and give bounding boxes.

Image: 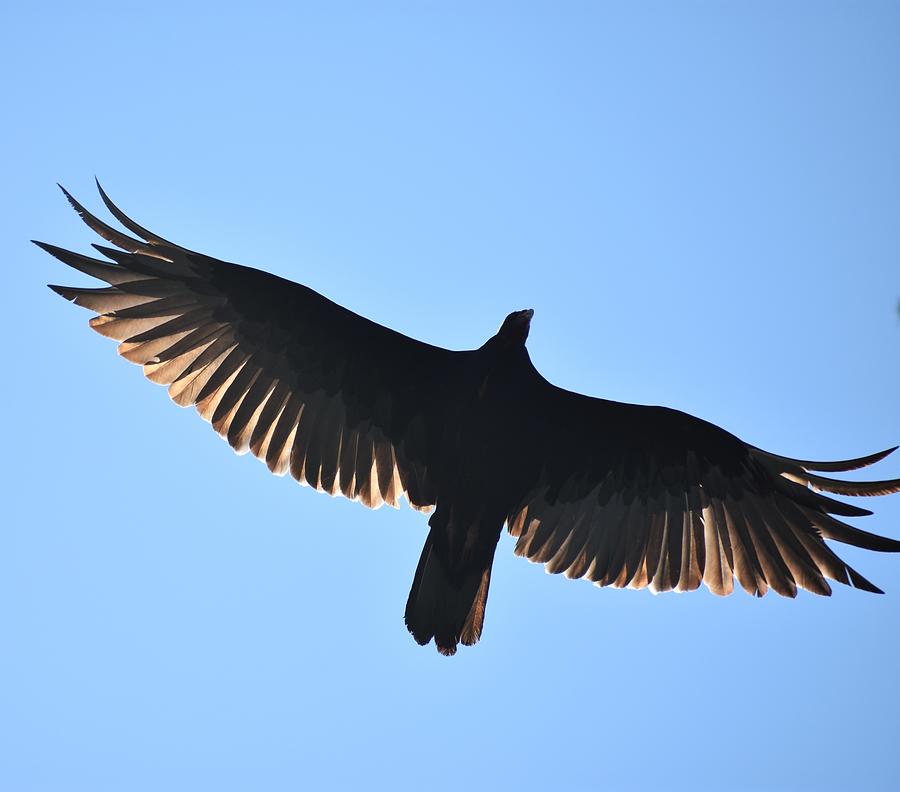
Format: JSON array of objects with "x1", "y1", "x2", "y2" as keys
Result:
[{"x1": 39, "y1": 182, "x2": 900, "y2": 656}]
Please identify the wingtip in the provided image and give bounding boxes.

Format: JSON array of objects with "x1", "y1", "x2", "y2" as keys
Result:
[
  {"x1": 760, "y1": 444, "x2": 900, "y2": 473},
  {"x1": 95, "y1": 177, "x2": 116, "y2": 215},
  {"x1": 849, "y1": 568, "x2": 885, "y2": 594},
  {"x1": 57, "y1": 183, "x2": 86, "y2": 215},
  {"x1": 860, "y1": 445, "x2": 899, "y2": 466},
  {"x1": 32, "y1": 240, "x2": 71, "y2": 261},
  {"x1": 812, "y1": 445, "x2": 898, "y2": 472}
]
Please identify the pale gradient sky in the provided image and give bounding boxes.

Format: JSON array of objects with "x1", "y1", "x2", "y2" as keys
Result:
[{"x1": 3, "y1": 2, "x2": 899, "y2": 790}]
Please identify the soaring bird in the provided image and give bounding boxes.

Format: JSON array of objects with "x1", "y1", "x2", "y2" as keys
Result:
[{"x1": 39, "y1": 182, "x2": 900, "y2": 656}]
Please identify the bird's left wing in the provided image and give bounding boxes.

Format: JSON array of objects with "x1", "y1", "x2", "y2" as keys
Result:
[
  {"x1": 507, "y1": 382, "x2": 900, "y2": 597},
  {"x1": 39, "y1": 183, "x2": 463, "y2": 511}
]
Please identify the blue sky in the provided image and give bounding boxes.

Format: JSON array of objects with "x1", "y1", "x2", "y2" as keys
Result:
[{"x1": 3, "y1": 2, "x2": 899, "y2": 790}]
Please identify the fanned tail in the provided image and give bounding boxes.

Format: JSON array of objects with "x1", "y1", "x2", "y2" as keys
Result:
[{"x1": 404, "y1": 527, "x2": 496, "y2": 656}]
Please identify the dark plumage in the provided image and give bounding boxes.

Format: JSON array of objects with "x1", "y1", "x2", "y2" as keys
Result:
[{"x1": 39, "y1": 182, "x2": 900, "y2": 655}]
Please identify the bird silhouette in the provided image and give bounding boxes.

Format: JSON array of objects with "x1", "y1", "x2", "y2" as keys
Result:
[{"x1": 38, "y1": 182, "x2": 900, "y2": 655}]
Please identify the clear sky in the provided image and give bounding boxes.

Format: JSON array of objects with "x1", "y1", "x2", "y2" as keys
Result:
[{"x1": 3, "y1": 2, "x2": 899, "y2": 790}]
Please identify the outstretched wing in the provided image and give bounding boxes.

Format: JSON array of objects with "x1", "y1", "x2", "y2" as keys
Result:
[
  {"x1": 39, "y1": 182, "x2": 463, "y2": 511},
  {"x1": 508, "y1": 380, "x2": 900, "y2": 597}
]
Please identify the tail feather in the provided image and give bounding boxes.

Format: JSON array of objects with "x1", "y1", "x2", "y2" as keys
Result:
[{"x1": 405, "y1": 530, "x2": 496, "y2": 656}]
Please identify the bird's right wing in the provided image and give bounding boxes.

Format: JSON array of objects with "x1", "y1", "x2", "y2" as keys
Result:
[
  {"x1": 507, "y1": 382, "x2": 900, "y2": 598},
  {"x1": 39, "y1": 183, "x2": 465, "y2": 511}
]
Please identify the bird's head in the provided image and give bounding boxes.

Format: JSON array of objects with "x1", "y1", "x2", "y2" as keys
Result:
[{"x1": 495, "y1": 308, "x2": 534, "y2": 347}]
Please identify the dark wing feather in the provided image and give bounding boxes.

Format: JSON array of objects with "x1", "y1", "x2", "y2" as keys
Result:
[
  {"x1": 508, "y1": 380, "x2": 900, "y2": 598},
  {"x1": 41, "y1": 184, "x2": 462, "y2": 512}
]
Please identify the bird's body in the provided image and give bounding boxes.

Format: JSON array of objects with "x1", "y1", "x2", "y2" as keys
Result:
[{"x1": 40, "y1": 183, "x2": 900, "y2": 655}]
